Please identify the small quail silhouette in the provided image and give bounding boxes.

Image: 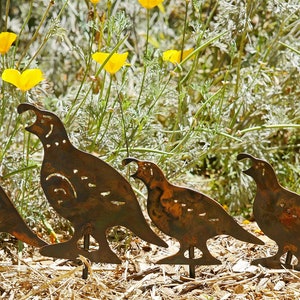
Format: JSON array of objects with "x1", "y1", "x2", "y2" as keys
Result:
[
  {"x1": 0, "y1": 184, "x2": 47, "y2": 247},
  {"x1": 18, "y1": 103, "x2": 167, "y2": 263},
  {"x1": 238, "y1": 153, "x2": 300, "y2": 269},
  {"x1": 123, "y1": 158, "x2": 264, "y2": 265}
]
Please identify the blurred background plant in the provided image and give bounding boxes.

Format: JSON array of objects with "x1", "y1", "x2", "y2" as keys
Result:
[{"x1": 0, "y1": 0, "x2": 299, "y2": 243}]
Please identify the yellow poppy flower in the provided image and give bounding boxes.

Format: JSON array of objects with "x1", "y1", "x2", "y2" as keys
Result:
[
  {"x1": 92, "y1": 52, "x2": 129, "y2": 75},
  {"x1": 90, "y1": 0, "x2": 100, "y2": 4},
  {"x1": 138, "y1": 0, "x2": 164, "y2": 9},
  {"x1": 163, "y1": 48, "x2": 194, "y2": 64},
  {"x1": 2, "y1": 69, "x2": 44, "y2": 92},
  {"x1": 0, "y1": 32, "x2": 17, "y2": 55}
]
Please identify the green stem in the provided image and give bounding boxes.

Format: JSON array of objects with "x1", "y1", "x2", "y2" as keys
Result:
[
  {"x1": 171, "y1": 0, "x2": 190, "y2": 141},
  {"x1": 135, "y1": 9, "x2": 150, "y2": 109},
  {"x1": 12, "y1": 1, "x2": 33, "y2": 63},
  {"x1": 69, "y1": 2, "x2": 97, "y2": 112},
  {"x1": 91, "y1": 75, "x2": 113, "y2": 149},
  {"x1": 180, "y1": 0, "x2": 189, "y2": 62},
  {"x1": 17, "y1": 0, "x2": 54, "y2": 68},
  {"x1": 117, "y1": 91, "x2": 129, "y2": 157},
  {"x1": 176, "y1": 31, "x2": 228, "y2": 71},
  {"x1": 65, "y1": 34, "x2": 128, "y2": 125},
  {"x1": 4, "y1": 0, "x2": 10, "y2": 31},
  {"x1": 117, "y1": 147, "x2": 172, "y2": 155},
  {"x1": 239, "y1": 124, "x2": 300, "y2": 135},
  {"x1": 24, "y1": 1, "x2": 69, "y2": 70},
  {"x1": 279, "y1": 41, "x2": 300, "y2": 55}
]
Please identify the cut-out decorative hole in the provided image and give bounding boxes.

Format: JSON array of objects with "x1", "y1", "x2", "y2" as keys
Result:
[
  {"x1": 280, "y1": 253, "x2": 298, "y2": 266},
  {"x1": 174, "y1": 200, "x2": 178, "y2": 203},
  {"x1": 88, "y1": 183, "x2": 96, "y2": 188},
  {"x1": 55, "y1": 142, "x2": 59, "y2": 146},
  {"x1": 45, "y1": 123, "x2": 54, "y2": 138},
  {"x1": 209, "y1": 218, "x2": 219, "y2": 222},
  {"x1": 101, "y1": 191, "x2": 111, "y2": 197},
  {"x1": 184, "y1": 247, "x2": 203, "y2": 259},
  {"x1": 111, "y1": 201, "x2": 126, "y2": 206},
  {"x1": 199, "y1": 212, "x2": 207, "y2": 217},
  {"x1": 54, "y1": 188, "x2": 67, "y2": 195},
  {"x1": 81, "y1": 176, "x2": 88, "y2": 180},
  {"x1": 46, "y1": 173, "x2": 77, "y2": 198},
  {"x1": 77, "y1": 235, "x2": 99, "y2": 252},
  {"x1": 73, "y1": 169, "x2": 78, "y2": 174},
  {"x1": 46, "y1": 144, "x2": 51, "y2": 148},
  {"x1": 181, "y1": 203, "x2": 187, "y2": 207},
  {"x1": 187, "y1": 208, "x2": 193, "y2": 212}
]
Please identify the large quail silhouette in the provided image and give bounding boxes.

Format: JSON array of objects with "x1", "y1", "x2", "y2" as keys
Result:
[
  {"x1": 123, "y1": 158, "x2": 264, "y2": 265},
  {"x1": 238, "y1": 153, "x2": 300, "y2": 269},
  {"x1": 18, "y1": 103, "x2": 167, "y2": 263},
  {"x1": 0, "y1": 184, "x2": 47, "y2": 248}
]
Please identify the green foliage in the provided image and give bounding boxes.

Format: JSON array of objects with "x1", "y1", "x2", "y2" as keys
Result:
[{"x1": 0, "y1": 0, "x2": 299, "y2": 237}]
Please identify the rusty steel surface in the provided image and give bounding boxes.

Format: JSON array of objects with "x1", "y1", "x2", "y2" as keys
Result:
[
  {"x1": 238, "y1": 153, "x2": 300, "y2": 270},
  {"x1": 0, "y1": 184, "x2": 47, "y2": 248},
  {"x1": 123, "y1": 158, "x2": 264, "y2": 266},
  {"x1": 18, "y1": 103, "x2": 167, "y2": 264}
]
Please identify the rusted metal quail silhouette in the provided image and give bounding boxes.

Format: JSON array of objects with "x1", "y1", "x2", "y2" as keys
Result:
[
  {"x1": 17, "y1": 103, "x2": 167, "y2": 264},
  {"x1": 0, "y1": 184, "x2": 47, "y2": 247},
  {"x1": 238, "y1": 153, "x2": 300, "y2": 270},
  {"x1": 123, "y1": 158, "x2": 264, "y2": 266}
]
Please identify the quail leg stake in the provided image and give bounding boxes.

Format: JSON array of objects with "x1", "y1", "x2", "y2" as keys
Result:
[
  {"x1": 188, "y1": 246, "x2": 195, "y2": 278},
  {"x1": 82, "y1": 234, "x2": 90, "y2": 279}
]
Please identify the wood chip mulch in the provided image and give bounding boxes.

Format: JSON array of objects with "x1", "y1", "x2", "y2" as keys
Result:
[{"x1": 1, "y1": 221, "x2": 300, "y2": 299}]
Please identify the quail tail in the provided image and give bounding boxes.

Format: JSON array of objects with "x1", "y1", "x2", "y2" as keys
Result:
[
  {"x1": 10, "y1": 221, "x2": 47, "y2": 248},
  {"x1": 229, "y1": 219, "x2": 264, "y2": 245},
  {"x1": 0, "y1": 186, "x2": 47, "y2": 248},
  {"x1": 127, "y1": 216, "x2": 168, "y2": 248}
]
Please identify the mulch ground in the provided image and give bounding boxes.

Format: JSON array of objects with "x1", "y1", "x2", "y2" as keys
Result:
[{"x1": 0, "y1": 221, "x2": 300, "y2": 299}]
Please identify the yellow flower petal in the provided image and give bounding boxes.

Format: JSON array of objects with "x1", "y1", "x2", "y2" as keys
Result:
[
  {"x1": 0, "y1": 32, "x2": 17, "y2": 55},
  {"x1": 162, "y1": 48, "x2": 194, "y2": 64},
  {"x1": 21, "y1": 69, "x2": 44, "y2": 91},
  {"x1": 138, "y1": 0, "x2": 164, "y2": 9},
  {"x1": 2, "y1": 69, "x2": 21, "y2": 88},
  {"x1": 92, "y1": 52, "x2": 129, "y2": 74},
  {"x1": 163, "y1": 50, "x2": 180, "y2": 64},
  {"x1": 2, "y1": 68, "x2": 44, "y2": 92},
  {"x1": 90, "y1": 0, "x2": 100, "y2": 3}
]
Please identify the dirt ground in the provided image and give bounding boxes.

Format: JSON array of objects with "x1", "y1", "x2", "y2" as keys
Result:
[{"x1": 0, "y1": 221, "x2": 300, "y2": 300}]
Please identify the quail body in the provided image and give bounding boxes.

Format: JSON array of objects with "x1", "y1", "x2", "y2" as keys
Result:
[
  {"x1": 123, "y1": 158, "x2": 264, "y2": 265},
  {"x1": 18, "y1": 103, "x2": 167, "y2": 263},
  {"x1": 238, "y1": 153, "x2": 300, "y2": 269}
]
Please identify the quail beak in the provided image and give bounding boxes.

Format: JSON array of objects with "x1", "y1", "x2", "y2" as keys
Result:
[
  {"x1": 17, "y1": 103, "x2": 41, "y2": 133},
  {"x1": 122, "y1": 158, "x2": 140, "y2": 178},
  {"x1": 237, "y1": 153, "x2": 256, "y2": 176}
]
